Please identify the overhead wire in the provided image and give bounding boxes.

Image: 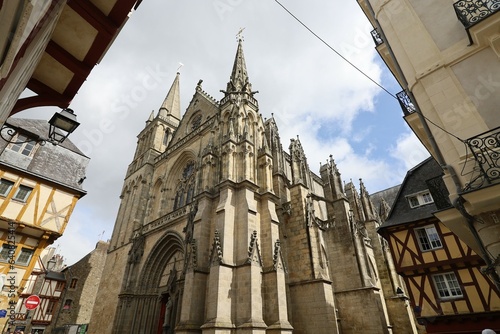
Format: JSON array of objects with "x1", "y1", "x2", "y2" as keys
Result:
[
  {"x1": 273, "y1": 0, "x2": 397, "y2": 100},
  {"x1": 272, "y1": 0, "x2": 465, "y2": 143}
]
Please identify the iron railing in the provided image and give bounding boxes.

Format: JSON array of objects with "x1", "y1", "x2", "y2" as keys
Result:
[
  {"x1": 462, "y1": 125, "x2": 500, "y2": 191},
  {"x1": 370, "y1": 28, "x2": 384, "y2": 46},
  {"x1": 396, "y1": 90, "x2": 417, "y2": 115},
  {"x1": 453, "y1": 0, "x2": 500, "y2": 28}
]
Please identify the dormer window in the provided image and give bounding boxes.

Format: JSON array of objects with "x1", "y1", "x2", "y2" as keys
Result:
[
  {"x1": 407, "y1": 190, "x2": 434, "y2": 208},
  {"x1": 8, "y1": 134, "x2": 37, "y2": 156}
]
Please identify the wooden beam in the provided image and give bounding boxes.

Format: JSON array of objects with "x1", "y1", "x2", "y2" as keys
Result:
[
  {"x1": 67, "y1": 0, "x2": 118, "y2": 38},
  {"x1": 46, "y1": 40, "x2": 92, "y2": 78}
]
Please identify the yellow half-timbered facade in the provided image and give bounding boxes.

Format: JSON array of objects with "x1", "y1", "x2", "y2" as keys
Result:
[
  {"x1": 0, "y1": 118, "x2": 87, "y2": 332},
  {"x1": 379, "y1": 158, "x2": 500, "y2": 333}
]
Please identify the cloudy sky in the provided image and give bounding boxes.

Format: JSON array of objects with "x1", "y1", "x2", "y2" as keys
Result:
[{"x1": 19, "y1": 0, "x2": 429, "y2": 265}]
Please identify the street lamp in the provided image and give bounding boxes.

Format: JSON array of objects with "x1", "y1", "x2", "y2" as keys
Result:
[
  {"x1": 47, "y1": 108, "x2": 80, "y2": 145},
  {"x1": 46, "y1": 257, "x2": 57, "y2": 272},
  {"x1": 0, "y1": 108, "x2": 80, "y2": 146}
]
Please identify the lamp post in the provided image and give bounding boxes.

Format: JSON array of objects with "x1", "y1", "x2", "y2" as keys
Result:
[{"x1": 0, "y1": 108, "x2": 80, "y2": 146}]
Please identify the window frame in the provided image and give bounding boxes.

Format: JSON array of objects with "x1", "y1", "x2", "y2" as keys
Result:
[
  {"x1": 13, "y1": 185, "x2": 33, "y2": 202},
  {"x1": 0, "y1": 179, "x2": 14, "y2": 197},
  {"x1": 63, "y1": 299, "x2": 72, "y2": 310},
  {"x1": 432, "y1": 272, "x2": 463, "y2": 300},
  {"x1": 0, "y1": 243, "x2": 15, "y2": 262},
  {"x1": 8, "y1": 134, "x2": 37, "y2": 156},
  {"x1": 406, "y1": 190, "x2": 434, "y2": 208},
  {"x1": 56, "y1": 281, "x2": 65, "y2": 291},
  {"x1": 69, "y1": 278, "x2": 78, "y2": 289},
  {"x1": 16, "y1": 248, "x2": 34, "y2": 266},
  {"x1": 45, "y1": 300, "x2": 57, "y2": 315},
  {"x1": 415, "y1": 224, "x2": 443, "y2": 252}
]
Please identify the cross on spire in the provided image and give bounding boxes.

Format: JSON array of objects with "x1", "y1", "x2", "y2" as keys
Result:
[{"x1": 236, "y1": 27, "x2": 245, "y2": 42}]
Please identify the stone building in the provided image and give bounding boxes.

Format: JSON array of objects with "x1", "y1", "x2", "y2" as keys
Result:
[
  {"x1": 356, "y1": 0, "x2": 500, "y2": 289},
  {"x1": 90, "y1": 40, "x2": 418, "y2": 334},
  {"x1": 47, "y1": 241, "x2": 109, "y2": 334}
]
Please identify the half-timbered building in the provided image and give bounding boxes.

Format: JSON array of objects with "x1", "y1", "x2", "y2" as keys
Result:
[
  {"x1": 15, "y1": 248, "x2": 65, "y2": 334},
  {"x1": 0, "y1": 118, "x2": 88, "y2": 332},
  {"x1": 378, "y1": 157, "x2": 500, "y2": 333}
]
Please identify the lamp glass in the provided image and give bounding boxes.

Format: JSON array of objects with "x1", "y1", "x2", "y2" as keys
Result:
[{"x1": 49, "y1": 108, "x2": 80, "y2": 133}]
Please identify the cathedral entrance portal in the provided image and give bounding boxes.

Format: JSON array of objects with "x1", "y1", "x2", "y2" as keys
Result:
[{"x1": 158, "y1": 265, "x2": 179, "y2": 334}]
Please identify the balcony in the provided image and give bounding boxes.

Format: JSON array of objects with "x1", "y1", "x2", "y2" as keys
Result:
[
  {"x1": 396, "y1": 90, "x2": 417, "y2": 116},
  {"x1": 453, "y1": 0, "x2": 499, "y2": 28},
  {"x1": 371, "y1": 28, "x2": 384, "y2": 47},
  {"x1": 462, "y1": 125, "x2": 500, "y2": 191}
]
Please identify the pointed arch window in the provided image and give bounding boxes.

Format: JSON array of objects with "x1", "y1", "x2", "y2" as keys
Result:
[
  {"x1": 163, "y1": 128, "x2": 171, "y2": 146},
  {"x1": 173, "y1": 161, "x2": 196, "y2": 210}
]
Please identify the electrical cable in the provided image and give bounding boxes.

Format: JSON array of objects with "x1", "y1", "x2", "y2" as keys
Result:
[
  {"x1": 273, "y1": 0, "x2": 397, "y2": 100},
  {"x1": 273, "y1": 0, "x2": 466, "y2": 143}
]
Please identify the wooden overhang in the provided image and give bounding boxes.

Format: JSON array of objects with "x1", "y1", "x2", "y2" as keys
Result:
[{"x1": 3, "y1": 0, "x2": 141, "y2": 115}]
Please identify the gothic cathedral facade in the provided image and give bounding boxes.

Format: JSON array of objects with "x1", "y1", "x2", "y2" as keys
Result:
[{"x1": 90, "y1": 40, "x2": 419, "y2": 334}]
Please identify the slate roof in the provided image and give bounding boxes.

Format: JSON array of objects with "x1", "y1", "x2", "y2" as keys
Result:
[
  {"x1": 370, "y1": 184, "x2": 401, "y2": 217},
  {"x1": 379, "y1": 157, "x2": 444, "y2": 231},
  {"x1": 0, "y1": 118, "x2": 89, "y2": 193},
  {"x1": 45, "y1": 271, "x2": 66, "y2": 281}
]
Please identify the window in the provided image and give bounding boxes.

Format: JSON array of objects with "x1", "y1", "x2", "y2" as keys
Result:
[
  {"x1": 69, "y1": 278, "x2": 78, "y2": 289},
  {"x1": 173, "y1": 161, "x2": 196, "y2": 210},
  {"x1": 433, "y1": 272, "x2": 463, "y2": 299},
  {"x1": 163, "y1": 129, "x2": 171, "y2": 146},
  {"x1": 13, "y1": 185, "x2": 33, "y2": 202},
  {"x1": 56, "y1": 281, "x2": 65, "y2": 291},
  {"x1": 16, "y1": 248, "x2": 34, "y2": 266},
  {"x1": 191, "y1": 114, "x2": 202, "y2": 130},
  {"x1": 9, "y1": 135, "x2": 37, "y2": 156},
  {"x1": 415, "y1": 225, "x2": 442, "y2": 251},
  {"x1": 63, "y1": 299, "x2": 72, "y2": 310},
  {"x1": 46, "y1": 300, "x2": 57, "y2": 315},
  {"x1": 407, "y1": 190, "x2": 434, "y2": 208},
  {"x1": 0, "y1": 179, "x2": 14, "y2": 197},
  {"x1": 0, "y1": 243, "x2": 15, "y2": 262}
]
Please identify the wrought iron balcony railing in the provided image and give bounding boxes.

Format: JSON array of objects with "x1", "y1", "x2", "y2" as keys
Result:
[
  {"x1": 396, "y1": 89, "x2": 417, "y2": 116},
  {"x1": 453, "y1": 0, "x2": 500, "y2": 28},
  {"x1": 370, "y1": 28, "x2": 384, "y2": 46},
  {"x1": 462, "y1": 125, "x2": 500, "y2": 191}
]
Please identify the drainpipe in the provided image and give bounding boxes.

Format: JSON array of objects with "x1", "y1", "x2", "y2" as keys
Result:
[{"x1": 362, "y1": 0, "x2": 500, "y2": 292}]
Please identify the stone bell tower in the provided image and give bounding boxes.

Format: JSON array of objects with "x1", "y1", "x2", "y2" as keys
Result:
[{"x1": 90, "y1": 38, "x2": 418, "y2": 334}]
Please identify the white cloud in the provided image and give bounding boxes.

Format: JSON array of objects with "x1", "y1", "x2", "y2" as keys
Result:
[
  {"x1": 390, "y1": 130, "x2": 431, "y2": 171},
  {"x1": 34, "y1": 0, "x2": 417, "y2": 263}
]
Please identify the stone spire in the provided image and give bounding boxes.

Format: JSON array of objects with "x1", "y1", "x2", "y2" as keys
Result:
[
  {"x1": 320, "y1": 155, "x2": 345, "y2": 201},
  {"x1": 225, "y1": 38, "x2": 253, "y2": 95},
  {"x1": 359, "y1": 179, "x2": 376, "y2": 220},
  {"x1": 158, "y1": 72, "x2": 181, "y2": 119},
  {"x1": 146, "y1": 110, "x2": 154, "y2": 124}
]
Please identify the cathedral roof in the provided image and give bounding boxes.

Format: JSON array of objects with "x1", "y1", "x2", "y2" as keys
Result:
[
  {"x1": 159, "y1": 72, "x2": 181, "y2": 119},
  {"x1": 226, "y1": 39, "x2": 252, "y2": 95}
]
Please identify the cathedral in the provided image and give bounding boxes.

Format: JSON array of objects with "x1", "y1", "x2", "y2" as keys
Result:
[{"x1": 89, "y1": 40, "x2": 419, "y2": 334}]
